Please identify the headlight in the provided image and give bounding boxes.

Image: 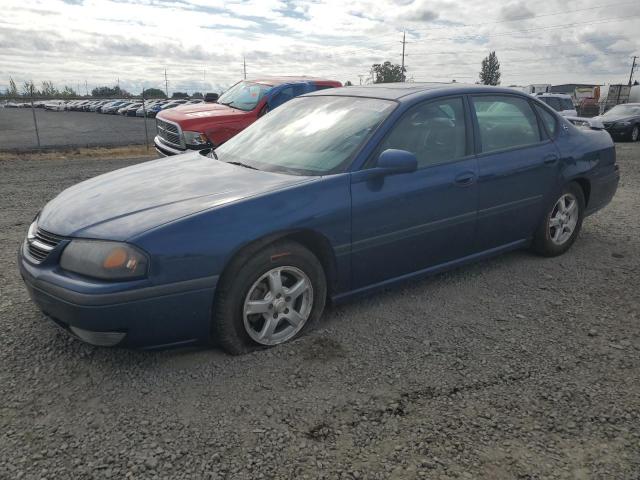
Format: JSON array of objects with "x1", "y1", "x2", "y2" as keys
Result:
[
  {"x1": 183, "y1": 130, "x2": 209, "y2": 147},
  {"x1": 60, "y1": 240, "x2": 148, "y2": 280},
  {"x1": 27, "y1": 218, "x2": 38, "y2": 241}
]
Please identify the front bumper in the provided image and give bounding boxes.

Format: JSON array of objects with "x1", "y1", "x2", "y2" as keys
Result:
[
  {"x1": 19, "y1": 247, "x2": 218, "y2": 349},
  {"x1": 153, "y1": 136, "x2": 210, "y2": 157}
]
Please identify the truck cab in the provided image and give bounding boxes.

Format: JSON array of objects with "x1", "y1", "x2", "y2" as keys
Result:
[{"x1": 154, "y1": 77, "x2": 342, "y2": 156}]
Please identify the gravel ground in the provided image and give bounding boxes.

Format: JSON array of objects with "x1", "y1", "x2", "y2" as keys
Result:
[
  {"x1": 0, "y1": 109, "x2": 155, "y2": 150},
  {"x1": 0, "y1": 144, "x2": 639, "y2": 480}
]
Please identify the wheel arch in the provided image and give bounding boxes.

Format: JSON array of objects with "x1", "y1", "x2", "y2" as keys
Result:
[
  {"x1": 571, "y1": 177, "x2": 591, "y2": 207},
  {"x1": 215, "y1": 228, "x2": 338, "y2": 301}
]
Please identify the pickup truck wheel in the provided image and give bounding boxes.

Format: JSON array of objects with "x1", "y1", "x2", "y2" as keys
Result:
[
  {"x1": 212, "y1": 240, "x2": 326, "y2": 355},
  {"x1": 532, "y1": 183, "x2": 585, "y2": 257}
]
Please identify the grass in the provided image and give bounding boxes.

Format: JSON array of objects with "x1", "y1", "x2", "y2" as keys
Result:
[{"x1": 0, "y1": 144, "x2": 157, "y2": 161}]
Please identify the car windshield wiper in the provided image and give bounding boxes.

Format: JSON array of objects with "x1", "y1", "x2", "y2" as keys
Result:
[{"x1": 227, "y1": 161, "x2": 259, "y2": 170}]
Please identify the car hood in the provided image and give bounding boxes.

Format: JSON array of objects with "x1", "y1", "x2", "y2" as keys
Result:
[
  {"x1": 159, "y1": 103, "x2": 248, "y2": 121},
  {"x1": 595, "y1": 114, "x2": 636, "y2": 123},
  {"x1": 38, "y1": 152, "x2": 313, "y2": 241}
]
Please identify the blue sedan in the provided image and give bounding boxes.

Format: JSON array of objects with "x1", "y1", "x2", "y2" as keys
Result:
[{"x1": 19, "y1": 84, "x2": 619, "y2": 352}]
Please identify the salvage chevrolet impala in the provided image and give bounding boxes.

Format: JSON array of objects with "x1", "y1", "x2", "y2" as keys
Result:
[{"x1": 19, "y1": 84, "x2": 619, "y2": 353}]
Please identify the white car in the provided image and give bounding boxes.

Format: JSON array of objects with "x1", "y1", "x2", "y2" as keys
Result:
[{"x1": 535, "y1": 93, "x2": 577, "y2": 117}]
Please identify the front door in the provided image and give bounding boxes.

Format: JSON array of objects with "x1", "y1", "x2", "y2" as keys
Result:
[{"x1": 350, "y1": 96, "x2": 478, "y2": 289}]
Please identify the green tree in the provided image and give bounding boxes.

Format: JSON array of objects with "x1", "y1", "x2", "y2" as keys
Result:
[
  {"x1": 371, "y1": 61, "x2": 406, "y2": 83},
  {"x1": 40, "y1": 81, "x2": 59, "y2": 97},
  {"x1": 7, "y1": 77, "x2": 18, "y2": 97},
  {"x1": 22, "y1": 80, "x2": 37, "y2": 97},
  {"x1": 91, "y1": 85, "x2": 131, "y2": 98},
  {"x1": 60, "y1": 86, "x2": 77, "y2": 98},
  {"x1": 191, "y1": 91, "x2": 204, "y2": 99},
  {"x1": 479, "y1": 51, "x2": 501, "y2": 86},
  {"x1": 142, "y1": 87, "x2": 167, "y2": 99},
  {"x1": 171, "y1": 91, "x2": 189, "y2": 99},
  {"x1": 344, "y1": 81, "x2": 353, "y2": 86}
]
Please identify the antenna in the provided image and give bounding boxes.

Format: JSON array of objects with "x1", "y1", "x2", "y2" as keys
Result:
[{"x1": 401, "y1": 30, "x2": 407, "y2": 82}]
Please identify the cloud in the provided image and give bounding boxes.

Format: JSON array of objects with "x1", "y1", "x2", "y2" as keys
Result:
[
  {"x1": 0, "y1": 0, "x2": 638, "y2": 93},
  {"x1": 499, "y1": 2, "x2": 535, "y2": 22}
]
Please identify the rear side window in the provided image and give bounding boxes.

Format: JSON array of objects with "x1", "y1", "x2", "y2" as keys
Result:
[
  {"x1": 378, "y1": 97, "x2": 467, "y2": 168},
  {"x1": 472, "y1": 96, "x2": 541, "y2": 153},
  {"x1": 269, "y1": 85, "x2": 309, "y2": 109},
  {"x1": 533, "y1": 103, "x2": 558, "y2": 137}
]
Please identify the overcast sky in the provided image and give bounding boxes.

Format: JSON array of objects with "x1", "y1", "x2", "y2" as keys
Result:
[{"x1": 1, "y1": 0, "x2": 639, "y2": 95}]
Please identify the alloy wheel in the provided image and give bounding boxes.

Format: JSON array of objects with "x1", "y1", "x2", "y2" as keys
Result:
[
  {"x1": 632, "y1": 126, "x2": 639, "y2": 142},
  {"x1": 549, "y1": 193, "x2": 579, "y2": 245},
  {"x1": 242, "y1": 266, "x2": 314, "y2": 345}
]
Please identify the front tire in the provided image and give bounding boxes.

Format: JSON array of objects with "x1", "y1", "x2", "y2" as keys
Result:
[
  {"x1": 631, "y1": 125, "x2": 639, "y2": 142},
  {"x1": 212, "y1": 240, "x2": 327, "y2": 355},
  {"x1": 532, "y1": 183, "x2": 585, "y2": 257}
]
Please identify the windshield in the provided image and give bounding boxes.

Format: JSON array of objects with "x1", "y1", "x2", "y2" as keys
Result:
[
  {"x1": 217, "y1": 81, "x2": 272, "y2": 111},
  {"x1": 603, "y1": 104, "x2": 640, "y2": 116},
  {"x1": 214, "y1": 96, "x2": 395, "y2": 175}
]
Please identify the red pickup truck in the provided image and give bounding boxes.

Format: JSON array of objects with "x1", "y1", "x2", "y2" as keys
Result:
[{"x1": 154, "y1": 77, "x2": 342, "y2": 156}]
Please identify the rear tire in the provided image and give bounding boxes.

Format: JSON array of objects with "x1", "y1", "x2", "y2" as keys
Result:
[
  {"x1": 212, "y1": 240, "x2": 326, "y2": 355},
  {"x1": 532, "y1": 182, "x2": 585, "y2": 257}
]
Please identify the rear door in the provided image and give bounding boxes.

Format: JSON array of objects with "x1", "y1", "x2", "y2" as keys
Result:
[{"x1": 471, "y1": 94, "x2": 561, "y2": 251}]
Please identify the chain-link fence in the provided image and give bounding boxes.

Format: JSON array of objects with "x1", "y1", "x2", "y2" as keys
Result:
[{"x1": 0, "y1": 95, "x2": 165, "y2": 151}]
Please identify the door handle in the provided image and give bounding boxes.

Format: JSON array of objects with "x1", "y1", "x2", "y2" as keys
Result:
[
  {"x1": 454, "y1": 171, "x2": 476, "y2": 187},
  {"x1": 544, "y1": 154, "x2": 559, "y2": 164}
]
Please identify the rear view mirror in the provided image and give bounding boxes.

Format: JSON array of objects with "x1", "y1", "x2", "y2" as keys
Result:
[
  {"x1": 204, "y1": 93, "x2": 219, "y2": 103},
  {"x1": 376, "y1": 149, "x2": 418, "y2": 174}
]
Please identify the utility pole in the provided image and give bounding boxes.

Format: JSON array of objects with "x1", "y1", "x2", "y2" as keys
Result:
[
  {"x1": 164, "y1": 69, "x2": 169, "y2": 98},
  {"x1": 401, "y1": 30, "x2": 407, "y2": 82},
  {"x1": 85, "y1": 80, "x2": 88, "y2": 96},
  {"x1": 243, "y1": 56, "x2": 247, "y2": 80},
  {"x1": 358, "y1": 74, "x2": 365, "y2": 85},
  {"x1": 629, "y1": 55, "x2": 638, "y2": 86}
]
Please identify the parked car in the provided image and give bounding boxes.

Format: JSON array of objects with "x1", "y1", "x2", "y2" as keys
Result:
[
  {"x1": 118, "y1": 103, "x2": 142, "y2": 116},
  {"x1": 593, "y1": 103, "x2": 640, "y2": 142},
  {"x1": 135, "y1": 100, "x2": 160, "y2": 117},
  {"x1": 535, "y1": 93, "x2": 578, "y2": 117},
  {"x1": 144, "y1": 101, "x2": 170, "y2": 118},
  {"x1": 19, "y1": 84, "x2": 619, "y2": 351},
  {"x1": 44, "y1": 100, "x2": 67, "y2": 111},
  {"x1": 102, "y1": 101, "x2": 131, "y2": 114},
  {"x1": 154, "y1": 77, "x2": 342, "y2": 155}
]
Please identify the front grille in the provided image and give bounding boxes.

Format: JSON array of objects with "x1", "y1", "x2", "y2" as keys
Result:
[
  {"x1": 156, "y1": 118, "x2": 184, "y2": 149},
  {"x1": 27, "y1": 228, "x2": 64, "y2": 263}
]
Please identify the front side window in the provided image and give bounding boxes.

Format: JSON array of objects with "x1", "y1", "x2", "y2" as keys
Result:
[
  {"x1": 214, "y1": 96, "x2": 395, "y2": 175},
  {"x1": 217, "y1": 81, "x2": 272, "y2": 111},
  {"x1": 472, "y1": 96, "x2": 541, "y2": 153},
  {"x1": 377, "y1": 97, "x2": 467, "y2": 168}
]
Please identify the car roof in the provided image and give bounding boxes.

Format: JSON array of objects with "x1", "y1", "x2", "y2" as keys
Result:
[
  {"x1": 537, "y1": 93, "x2": 572, "y2": 97},
  {"x1": 304, "y1": 82, "x2": 531, "y2": 101},
  {"x1": 248, "y1": 76, "x2": 340, "y2": 87}
]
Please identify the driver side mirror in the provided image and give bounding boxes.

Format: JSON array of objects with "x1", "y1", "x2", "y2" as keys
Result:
[
  {"x1": 204, "y1": 93, "x2": 219, "y2": 103},
  {"x1": 376, "y1": 149, "x2": 418, "y2": 174}
]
